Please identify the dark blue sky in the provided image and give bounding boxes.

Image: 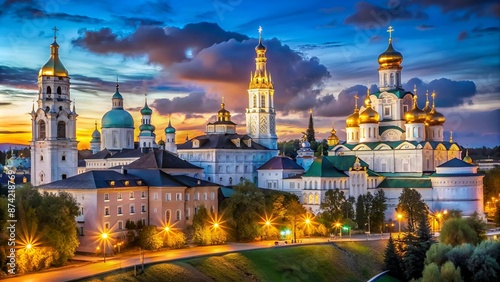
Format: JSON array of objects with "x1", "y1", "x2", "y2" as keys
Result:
[{"x1": 0, "y1": 0, "x2": 498, "y2": 148}]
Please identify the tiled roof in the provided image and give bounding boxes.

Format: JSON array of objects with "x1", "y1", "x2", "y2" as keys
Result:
[
  {"x1": 126, "y1": 169, "x2": 186, "y2": 187},
  {"x1": 38, "y1": 170, "x2": 144, "y2": 189},
  {"x1": 371, "y1": 88, "x2": 412, "y2": 99},
  {"x1": 126, "y1": 150, "x2": 201, "y2": 170},
  {"x1": 177, "y1": 134, "x2": 270, "y2": 150},
  {"x1": 85, "y1": 148, "x2": 145, "y2": 160},
  {"x1": 258, "y1": 156, "x2": 304, "y2": 170},
  {"x1": 438, "y1": 158, "x2": 475, "y2": 168},
  {"x1": 378, "y1": 177, "x2": 432, "y2": 188},
  {"x1": 174, "y1": 175, "x2": 220, "y2": 187}
]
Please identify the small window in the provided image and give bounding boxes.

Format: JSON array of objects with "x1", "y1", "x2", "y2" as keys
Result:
[
  {"x1": 165, "y1": 193, "x2": 171, "y2": 201},
  {"x1": 166, "y1": 210, "x2": 171, "y2": 223},
  {"x1": 117, "y1": 206, "x2": 122, "y2": 215},
  {"x1": 186, "y1": 194, "x2": 190, "y2": 201},
  {"x1": 62, "y1": 174, "x2": 67, "y2": 179},
  {"x1": 153, "y1": 193, "x2": 158, "y2": 200},
  {"x1": 211, "y1": 192, "x2": 215, "y2": 200},
  {"x1": 118, "y1": 221, "x2": 123, "y2": 230},
  {"x1": 104, "y1": 193, "x2": 109, "y2": 201},
  {"x1": 130, "y1": 205, "x2": 135, "y2": 214},
  {"x1": 124, "y1": 180, "x2": 130, "y2": 186},
  {"x1": 117, "y1": 192, "x2": 122, "y2": 200},
  {"x1": 176, "y1": 193, "x2": 182, "y2": 201},
  {"x1": 204, "y1": 193, "x2": 207, "y2": 200},
  {"x1": 79, "y1": 226, "x2": 84, "y2": 236},
  {"x1": 141, "y1": 191, "x2": 146, "y2": 199},
  {"x1": 129, "y1": 192, "x2": 134, "y2": 199},
  {"x1": 80, "y1": 207, "x2": 84, "y2": 216},
  {"x1": 141, "y1": 204, "x2": 146, "y2": 213},
  {"x1": 104, "y1": 207, "x2": 110, "y2": 216},
  {"x1": 62, "y1": 155, "x2": 66, "y2": 161},
  {"x1": 104, "y1": 222, "x2": 110, "y2": 230},
  {"x1": 176, "y1": 210, "x2": 181, "y2": 221},
  {"x1": 40, "y1": 155, "x2": 44, "y2": 161},
  {"x1": 137, "y1": 180, "x2": 142, "y2": 185}
]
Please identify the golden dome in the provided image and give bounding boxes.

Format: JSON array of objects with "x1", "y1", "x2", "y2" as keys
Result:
[
  {"x1": 378, "y1": 27, "x2": 402, "y2": 69},
  {"x1": 405, "y1": 95, "x2": 427, "y2": 124},
  {"x1": 39, "y1": 39, "x2": 69, "y2": 77},
  {"x1": 346, "y1": 95, "x2": 360, "y2": 127},
  {"x1": 216, "y1": 99, "x2": 231, "y2": 122},
  {"x1": 463, "y1": 149, "x2": 473, "y2": 164},
  {"x1": 425, "y1": 91, "x2": 446, "y2": 126},
  {"x1": 327, "y1": 122, "x2": 339, "y2": 146},
  {"x1": 359, "y1": 90, "x2": 380, "y2": 124}
]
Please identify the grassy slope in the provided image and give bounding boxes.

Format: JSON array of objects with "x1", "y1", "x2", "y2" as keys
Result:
[{"x1": 83, "y1": 240, "x2": 387, "y2": 282}]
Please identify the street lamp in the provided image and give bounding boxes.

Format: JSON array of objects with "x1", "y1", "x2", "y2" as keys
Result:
[
  {"x1": 305, "y1": 218, "x2": 311, "y2": 238},
  {"x1": 26, "y1": 243, "x2": 33, "y2": 250},
  {"x1": 101, "y1": 232, "x2": 108, "y2": 263},
  {"x1": 397, "y1": 213, "x2": 402, "y2": 236},
  {"x1": 335, "y1": 223, "x2": 341, "y2": 239}
]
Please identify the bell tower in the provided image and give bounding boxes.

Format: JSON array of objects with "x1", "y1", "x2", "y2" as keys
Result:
[
  {"x1": 31, "y1": 27, "x2": 78, "y2": 186},
  {"x1": 245, "y1": 26, "x2": 278, "y2": 150}
]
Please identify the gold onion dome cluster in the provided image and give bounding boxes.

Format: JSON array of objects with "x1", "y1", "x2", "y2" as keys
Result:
[
  {"x1": 359, "y1": 92, "x2": 380, "y2": 124},
  {"x1": 378, "y1": 39, "x2": 403, "y2": 69},
  {"x1": 404, "y1": 95, "x2": 427, "y2": 124},
  {"x1": 425, "y1": 92, "x2": 446, "y2": 126}
]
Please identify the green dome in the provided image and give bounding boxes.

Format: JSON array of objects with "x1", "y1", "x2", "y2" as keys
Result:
[
  {"x1": 102, "y1": 109, "x2": 134, "y2": 128},
  {"x1": 165, "y1": 125, "x2": 175, "y2": 134},
  {"x1": 141, "y1": 104, "x2": 153, "y2": 115},
  {"x1": 139, "y1": 123, "x2": 155, "y2": 132},
  {"x1": 112, "y1": 89, "x2": 123, "y2": 100}
]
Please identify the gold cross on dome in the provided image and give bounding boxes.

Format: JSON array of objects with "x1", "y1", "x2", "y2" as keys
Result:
[
  {"x1": 52, "y1": 26, "x2": 59, "y2": 40},
  {"x1": 258, "y1": 26, "x2": 263, "y2": 36},
  {"x1": 387, "y1": 26, "x2": 394, "y2": 39},
  {"x1": 354, "y1": 94, "x2": 359, "y2": 108}
]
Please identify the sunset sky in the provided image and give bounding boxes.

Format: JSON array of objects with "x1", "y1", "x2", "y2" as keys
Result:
[{"x1": 0, "y1": 0, "x2": 499, "y2": 149}]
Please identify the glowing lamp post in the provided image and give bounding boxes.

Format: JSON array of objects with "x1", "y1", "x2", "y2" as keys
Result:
[
  {"x1": 101, "y1": 232, "x2": 109, "y2": 263},
  {"x1": 305, "y1": 218, "x2": 311, "y2": 238},
  {"x1": 397, "y1": 213, "x2": 402, "y2": 236}
]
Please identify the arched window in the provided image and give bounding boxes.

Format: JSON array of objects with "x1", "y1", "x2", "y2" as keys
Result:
[
  {"x1": 62, "y1": 155, "x2": 66, "y2": 161},
  {"x1": 47, "y1": 86, "x2": 51, "y2": 94},
  {"x1": 308, "y1": 194, "x2": 314, "y2": 204},
  {"x1": 253, "y1": 95, "x2": 257, "y2": 107},
  {"x1": 57, "y1": 86, "x2": 61, "y2": 94},
  {"x1": 260, "y1": 94, "x2": 265, "y2": 107},
  {"x1": 57, "y1": 121, "x2": 66, "y2": 138},
  {"x1": 165, "y1": 210, "x2": 171, "y2": 223},
  {"x1": 176, "y1": 210, "x2": 181, "y2": 221},
  {"x1": 315, "y1": 194, "x2": 319, "y2": 204},
  {"x1": 40, "y1": 174, "x2": 44, "y2": 183},
  {"x1": 39, "y1": 120, "x2": 46, "y2": 140},
  {"x1": 229, "y1": 177, "x2": 233, "y2": 185},
  {"x1": 207, "y1": 176, "x2": 211, "y2": 182},
  {"x1": 240, "y1": 177, "x2": 244, "y2": 183}
]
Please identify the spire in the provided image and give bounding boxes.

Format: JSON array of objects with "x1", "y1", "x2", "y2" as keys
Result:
[
  {"x1": 31, "y1": 100, "x2": 35, "y2": 114},
  {"x1": 423, "y1": 90, "x2": 431, "y2": 113},
  {"x1": 185, "y1": 134, "x2": 189, "y2": 141},
  {"x1": 249, "y1": 26, "x2": 273, "y2": 89},
  {"x1": 140, "y1": 93, "x2": 152, "y2": 115},
  {"x1": 354, "y1": 94, "x2": 359, "y2": 109},
  {"x1": 365, "y1": 87, "x2": 371, "y2": 107},
  {"x1": 306, "y1": 109, "x2": 315, "y2": 143},
  {"x1": 72, "y1": 99, "x2": 76, "y2": 114},
  {"x1": 449, "y1": 131, "x2": 453, "y2": 143}
]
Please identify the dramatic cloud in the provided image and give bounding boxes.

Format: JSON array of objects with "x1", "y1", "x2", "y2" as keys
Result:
[
  {"x1": 314, "y1": 85, "x2": 368, "y2": 117},
  {"x1": 0, "y1": 66, "x2": 37, "y2": 89},
  {"x1": 150, "y1": 92, "x2": 220, "y2": 116},
  {"x1": 344, "y1": 1, "x2": 426, "y2": 26},
  {"x1": 445, "y1": 109, "x2": 500, "y2": 147},
  {"x1": 403, "y1": 77, "x2": 476, "y2": 107},
  {"x1": 73, "y1": 23, "x2": 331, "y2": 115},
  {"x1": 72, "y1": 23, "x2": 249, "y2": 66}
]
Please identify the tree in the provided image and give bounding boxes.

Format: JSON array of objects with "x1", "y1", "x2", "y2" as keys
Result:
[
  {"x1": 397, "y1": 188, "x2": 428, "y2": 232},
  {"x1": 286, "y1": 199, "x2": 306, "y2": 243},
  {"x1": 319, "y1": 189, "x2": 346, "y2": 224},
  {"x1": 402, "y1": 216, "x2": 434, "y2": 281},
  {"x1": 439, "y1": 218, "x2": 478, "y2": 247},
  {"x1": 341, "y1": 196, "x2": 356, "y2": 221},
  {"x1": 306, "y1": 110, "x2": 315, "y2": 143},
  {"x1": 222, "y1": 181, "x2": 265, "y2": 241},
  {"x1": 138, "y1": 226, "x2": 163, "y2": 250},
  {"x1": 356, "y1": 194, "x2": 367, "y2": 230},
  {"x1": 384, "y1": 236, "x2": 404, "y2": 279},
  {"x1": 483, "y1": 166, "x2": 500, "y2": 206},
  {"x1": 371, "y1": 190, "x2": 387, "y2": 233},
  {"x1": 163, "y1": 230, "x2": 187, "y2": 249},
  {"x1": 464, "y1": 212, "x2": 487, "y2": 244},
  {"x1": 12, "y1": 185, "x2": 80, "y2": 271}
]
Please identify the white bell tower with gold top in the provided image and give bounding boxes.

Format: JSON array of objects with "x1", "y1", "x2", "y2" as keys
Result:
[{"x1": 245, "y1": 27, "x2": 278, "y2": 150}]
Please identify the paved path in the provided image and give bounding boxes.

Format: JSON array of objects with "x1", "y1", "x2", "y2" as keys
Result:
[{"x1": 6, "y1": 235, "x2": 389, "y2": 282}]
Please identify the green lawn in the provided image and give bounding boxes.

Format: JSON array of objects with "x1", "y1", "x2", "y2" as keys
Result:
[{"x1": 81, "y1": 240, "x2": 387, "y2": 282}]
